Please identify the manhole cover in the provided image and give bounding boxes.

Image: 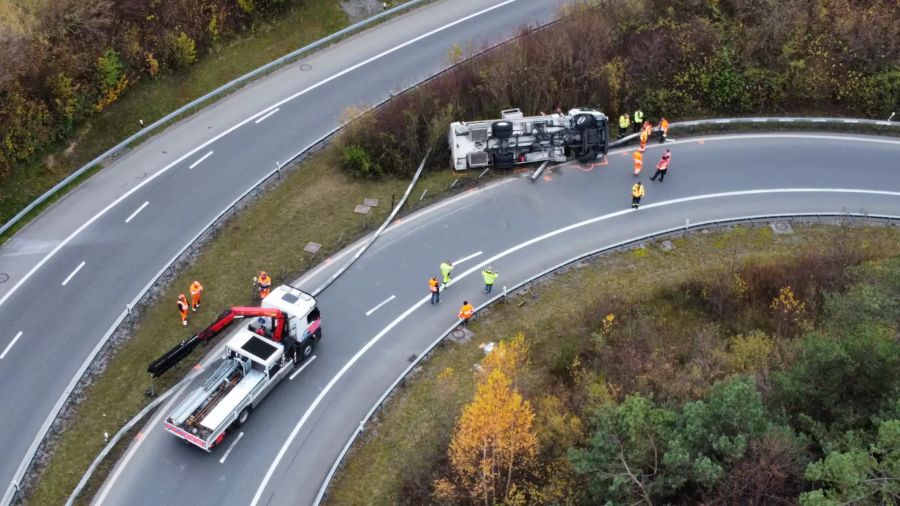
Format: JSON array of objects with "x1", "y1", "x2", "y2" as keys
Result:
[
  {"x1": 299, "y1": 63, "x2": 312, "y2": 71},
  {"x1": 0, "y1": 273, "x2": 8, "y2": 283},
  {"x1": 770, "y1": 221, "x2": 794, "y2": 235}
]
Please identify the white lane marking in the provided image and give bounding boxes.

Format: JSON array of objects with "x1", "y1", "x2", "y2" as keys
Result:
[
  {"x1": 254, "y1": 108, "x2": 280, "y2": 124},
  {"x1": 290, "y1": 355, "x2": 317, "y2": 381},
  {"x1": 365, "y1": 295, "x2": 396, "y2": 316},
  {"x1": 124, "y1": 201, "x2": 149, "y2": 223},
  {"x1": 251, "y1": 187, "x2": 900, "y2": 505},
  {"x1": 0, "y1": 0, "x2": 521, "y2": 314},
  {"x1": 453, "y1": 251, "x2": 482, "y2": 265},
  {"x1": 219, "y1": 432, "x2": 244, "y2": 464},
  {"x1": 61, "y1": 261, "x2": 86, "y2": 286},
  {"x1": 0, "y1": 331, "x2": 23, "y2": 360},
  {"x1": 188, "y1": 150, "x2": 214, "y2": 169}
]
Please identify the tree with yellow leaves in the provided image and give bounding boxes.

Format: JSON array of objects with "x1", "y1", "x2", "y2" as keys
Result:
[
  {"x1": 480, "y1": 333, "x2": 529, "y2": 389},
  {"x1": 445, "y1": 368, "x2": 538, "y2": 505}
]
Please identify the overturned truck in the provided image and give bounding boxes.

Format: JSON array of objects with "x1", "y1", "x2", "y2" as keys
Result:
[{"x1": 448, "y1": 107, "x2": 609, "y2": 171}]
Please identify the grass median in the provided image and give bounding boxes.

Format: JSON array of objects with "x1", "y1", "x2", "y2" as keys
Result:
[
  {"x1": 29, "y1": 146, "x2": 472, "y2": 505},
  {"x1": 0, "y1": 0, "x2": 349, "y2": 242},
  {"x1": 324, "y1": 223, "x2": 900, "y2": 505}
]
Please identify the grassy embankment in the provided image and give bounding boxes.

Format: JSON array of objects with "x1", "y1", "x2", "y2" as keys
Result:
[
  {"x1": 326, "y1": 224, "x2": 900, "y2": 505},
  {"x1": 30, "y1": 146, "x2": 468, "y2": 505},
  {"x1": 0, "y1": 0, "x2": 348, "y2": 242}
]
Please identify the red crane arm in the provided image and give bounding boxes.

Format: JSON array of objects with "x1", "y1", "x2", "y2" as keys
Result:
[{"x1": 197, "y1": 306, "x2": 287, "y2": 343}]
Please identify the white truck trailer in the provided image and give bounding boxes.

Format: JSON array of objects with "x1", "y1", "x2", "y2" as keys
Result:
[
  {"x1": 448, "y1": 107, "x2": 609, "y2": 171},
  {"x1": 161, "y1": 285, "x2": 321, "y2": 451}
]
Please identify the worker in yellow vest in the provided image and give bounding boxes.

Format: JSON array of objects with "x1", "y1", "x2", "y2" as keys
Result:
[
  {"x1": 482, "y1": 267, "x2": 498, "y2": 294},
  {"x1": 632, "y1": 109, "x2": 644, "y2": 133},
  {"x1": 631, "y1": 182, "x2": 645, "y2": 209},
  {"x1": 618, "y1": 114, "x2": 630, "y2": 138}
]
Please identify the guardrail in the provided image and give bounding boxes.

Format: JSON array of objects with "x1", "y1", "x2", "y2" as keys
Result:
[
  {"x1": 0, "y1": 0, "x2": 430, "y2": 237},
  {"x1": 3, "y1": 16, "x2": 558, "y2": 506},
  {"x1": 313, "y1": 211, "x2": 900, "y2": 505},
  {"x1": 609, "y1": 115, "x2": 899, "y2": 148}
]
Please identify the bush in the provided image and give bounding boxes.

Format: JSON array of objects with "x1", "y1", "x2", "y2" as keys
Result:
[
  {"x1": 166, "y1": 32, "x2": 197, "y2": 70},
  {"x1": 340, "y1": 144, "x2": 382, "y2": 178}
]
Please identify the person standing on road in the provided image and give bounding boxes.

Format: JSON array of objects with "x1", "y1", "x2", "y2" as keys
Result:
[
  {"x1": 618, "y1": 114, "x2": 630, "y2": 138},
  {"x1": 631, "y1": 182, "x2": 645, "y2": 209},
  {"x1": 428, "y1": 276, "x2": 440, "y2": 304},
  {"x1": 650, "y1": 149, "x2": 671, "y2": 182},
  {"x1": 632, "y1": 109, "x2": 644, "y2": 133},
  {"x1": 639, "y1": 126, "x2": 649, "y2": 152},
  {"x1": 482, "y1": 267, "x2": 498, "y2": 294},
  {"x1": 189, "y1": 280, "x2": 203, "y2": 312},
  {"x1": 256, "y1": 271, "x2": 272, "y2": 299},
  {"x1": 440, "y1": 260, "x2": 453, "y2": 288},
  {"x1": 177, "y1": 294, "x2": 189, "y2": 326},
  {"x1": 632, "y1": 150, "x2": 643, "y2": 177},
  {"x1": 458, "y1": 300, "x2": 474, "y2": 327}
]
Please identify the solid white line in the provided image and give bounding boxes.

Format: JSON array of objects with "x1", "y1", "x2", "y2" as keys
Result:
[
  {"x1": 365, "y1": 295, "x2": 396, "y2": 316},
  {"x1": 188, "y1": 150, "x2": 214, "y2": 169},
  {"x1": 251, "y1": 187, "x2": 900, "y2": 506},
  {"x1": 219, "y1": 432, "x2": 244, "y2": 464},
  {"x1": 254, "y1": 108, "x2": 280, "y2": 124},
  {"x1": 289, "y1": 355, "x2": 317, "y2": 381},
  {"x1": 453, "y1": 251, "x2": 482, "y2": 265},
  {"x1": 0, "y1": 332, "x2": 23, "y2": 360},
  {"x1": 0, "y1": 0, "x2": 520, "y2": 315},
  {"x1": 61, "y1": 261, "x2": 86, "y2": 286},
  {"x1": 124, "y1": 201, "x2": 149, "y2": 223}
]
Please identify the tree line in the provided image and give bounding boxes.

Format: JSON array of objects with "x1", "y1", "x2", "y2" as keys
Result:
[
  {"x1": 0, "y1": 0, "x2": 303, "y2": 178},
  {"x1": 339, "y1": 0, "x2": 900, "y2": 178}
]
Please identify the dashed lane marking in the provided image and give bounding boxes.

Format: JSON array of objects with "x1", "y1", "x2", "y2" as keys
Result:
[
  {"x1": 365, "y1": 295, "x2": 396, "y2": 316},
  {"x1": 188, "y1": 151, "x2": 214, "y2": 169},
  {"x1": 290, "y1": 355, "x2": 317, "y2": 381},
  {"x1": 61, "y1": 261, "x2": 86, "y2": 286},
  {"x1": 254, "y1": 108, "x2": 280, "y2": 124},
  {"x1": 124, "y1": 201, "x2": 149, "y2": 223},
  {"x1": 0, "y1": 331, "x2": 23, "y2": 360}
]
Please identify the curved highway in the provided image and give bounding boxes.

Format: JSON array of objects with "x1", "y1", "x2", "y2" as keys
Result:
[
  {"x1": 0, "y1": 0, "x2": 568, "y2": 501},
  {"x1": 94, "y1": 133, "x2": 900, "y2": 505}
]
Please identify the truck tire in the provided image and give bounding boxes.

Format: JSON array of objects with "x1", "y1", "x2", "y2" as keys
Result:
[
  {"x1": 493, "y1": 152, "x2": 514, "y2": 169},
  {"x1": 492, "y1": 121, "x2": 513, "y2": 139},
  {"x1": 300, "y1": 340, "x2": 315, "y2": 361},
  {"x1": 237, "y1": 407, "x2": 251, "y2": 427},
  {"x1": 573, "y1": 114, "x2": 596, "y2": 130}
]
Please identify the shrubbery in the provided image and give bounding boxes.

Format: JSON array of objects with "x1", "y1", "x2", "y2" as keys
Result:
[
  {"x1": 339, "y1": 0, "x2": 900, "y2": 177},
  {"x1": 0, "y1": 0, "x2": 305, "y2": 177}
]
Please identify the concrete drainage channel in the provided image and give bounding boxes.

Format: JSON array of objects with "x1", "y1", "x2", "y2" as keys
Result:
[{"x1": 312, "y1": 212, "x2": 900, "y2": 505}]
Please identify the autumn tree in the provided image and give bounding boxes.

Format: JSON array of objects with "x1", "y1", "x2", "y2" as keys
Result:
[
  {"x1": 442, "y1": 368, "x2": 538, "y2": 505},
  {"x1": 480, "y1": 332, "x2": 529, "y2": 389}
]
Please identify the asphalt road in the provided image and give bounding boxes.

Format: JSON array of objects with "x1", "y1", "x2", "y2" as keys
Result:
[
  {"x1": 0, "y1": 0, "x2": 570, "y2": 501},
  {"x1": 95, "y1": 133, "x2": 900, "y2": 506}
]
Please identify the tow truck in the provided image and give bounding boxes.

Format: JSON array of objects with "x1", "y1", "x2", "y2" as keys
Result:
[
  {"x1": 448, "y1": 107, "x2": 609, "y2": 171},
  {"x1": 150, "y1": 285, "x2": 321, "y2": 451}
]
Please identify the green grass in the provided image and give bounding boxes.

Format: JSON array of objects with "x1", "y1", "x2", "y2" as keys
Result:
[
  {"x1": 28, "y1": 147, "x2": 467, "y2": 505},
  {"x1": 324, "y1": 224, "x2": 900, "y2": 505},
  {"x1": 0, "y1": 0, "x2": 349, "y2": 243}
]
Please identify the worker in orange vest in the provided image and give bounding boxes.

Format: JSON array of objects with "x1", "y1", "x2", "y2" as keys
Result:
[
  {"x1": 428, "y1": 276, "x2": 440, "y2": 305},
  {"x1": 256, "y1": 271, "x2": 272, "y2": 299},
  {"x1": 632, "y1": 150, "x2": 643, "y2": 176},
  {"x1": 658, "y1": 117, "x2": 670, "y2": 142},
  {"x1": 189, "y1": 280, "x2": 203, "y2": 312},
  {"x1": 650, "y1": 149, "x2": 671, "y2": 182},
  {"x1": 458, "y1": 300, "x2": 475, "y2": 326},
  {"x1": 639, "y1": 126, "x2": 649, "y2": 152},
  {"x1": 177, "y1": 294, "x2": 189, "y2": 326}
]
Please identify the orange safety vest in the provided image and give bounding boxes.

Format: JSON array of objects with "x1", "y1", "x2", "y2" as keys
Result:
[
  {"x1": 657, "y1": 158, "x2": 670, "y2": 170},
  {"x1": 177, "y1": 297, "x2": 188, "y2": 313},
  {"x1": 660, "y1": 118, "x2": 669, "y2": 132},
  {"x1": 632, "y1": 151, "x2": 643, "y2": 167},
  {"x1": 428, "y1": 278, "x2": 438, "y2": 293},
  {"x1": 640, "y1": 129, "x2": 649, "y2": 143},
  {"x1": 190, "y1": 282, "x2": 203, "y2": 297},
  {"x1": 458, "y1": 304, "x2": 474, "y2": 319},
  {"x1": 258, "y1": 274, "x2": 271, "y2": 287}
]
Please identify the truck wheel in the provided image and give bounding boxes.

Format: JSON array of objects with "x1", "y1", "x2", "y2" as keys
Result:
[
  {"x1": 237, "y1": 407, "x2": 251, "y2": 426},
  {"x1": 301, "y1": 341, "x2": 315, "y2": 360}
]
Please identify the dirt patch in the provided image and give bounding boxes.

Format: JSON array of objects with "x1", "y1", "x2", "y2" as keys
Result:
[{"x1": 341, "y1": 0, "x2": 389, "y2": 23}]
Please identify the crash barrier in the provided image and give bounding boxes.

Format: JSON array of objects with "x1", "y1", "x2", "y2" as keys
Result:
[
  {"x1": 0, "y1": 0, "x2": 430, "y2": 237},
  {"x1": 609, "y1": 115, "x2": 899, "y2": 148},
  {"x1": 15, "y1": 22, "x2": 558, "y2": 506},
  {"x1": 313, "y1": 212, "x2": 900, "y2": 505}
]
